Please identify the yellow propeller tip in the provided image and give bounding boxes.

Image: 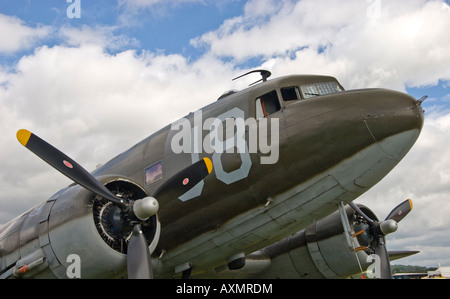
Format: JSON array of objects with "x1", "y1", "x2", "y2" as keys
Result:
[
  {"x1": 17, "y1": 129, "x2": 32, "y2": 146},
  {"x1": 203, "y1": 157, "x2": 213, "y2": 174},
  {"x1": 408, "y1": 198, "x2": 413, "y2": 210}
]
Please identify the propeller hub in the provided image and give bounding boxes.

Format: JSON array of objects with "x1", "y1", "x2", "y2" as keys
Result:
[
  {"x1": 379, "y1": 219, "x2": 398, "y2": 236},
  {"x1": 133, "y1": 197, "x2": 159, "y2": 220}
]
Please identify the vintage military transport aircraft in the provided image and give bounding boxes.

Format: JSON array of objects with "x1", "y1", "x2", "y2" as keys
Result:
[{"x1": 0, "y1": 70, "x2": 424, "y2": 279}]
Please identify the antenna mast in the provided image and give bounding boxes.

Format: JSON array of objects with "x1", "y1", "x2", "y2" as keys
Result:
[{"x1": 232, "y1": 70, "x2": 272, "y2": 86}]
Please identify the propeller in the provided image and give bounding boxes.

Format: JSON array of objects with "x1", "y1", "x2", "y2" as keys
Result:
[
  {"x1": 16, "y1": 129, "x2": 213, "y2": 278},
  {"x1": 349, "y1": 199, "x2": 413, "y2": 279}
]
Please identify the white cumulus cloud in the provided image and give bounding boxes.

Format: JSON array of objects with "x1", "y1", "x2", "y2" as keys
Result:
[{"x1": 0, "y1": 13, "x2": 52, "y2": 54}]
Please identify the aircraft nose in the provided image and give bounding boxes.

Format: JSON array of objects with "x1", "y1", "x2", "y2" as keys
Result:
[{"x1": 360, "y1": 89, "x2": 424, "y2": 160}]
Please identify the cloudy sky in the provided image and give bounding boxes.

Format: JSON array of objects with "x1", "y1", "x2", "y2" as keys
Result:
[{"x1": 1, "y1": 0, "x2": 449, "y2": 268}]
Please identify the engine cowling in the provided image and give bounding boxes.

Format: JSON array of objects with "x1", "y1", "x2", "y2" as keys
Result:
[
  {"x1": 254, "y1": 204, "x2": 375, "y2": 278},
  {"x1": 203, "y1": 204, "x2": 399, "y2": 279},
  {"x1": 0, "y1": 175, "x2": 160, "y2": 279}
]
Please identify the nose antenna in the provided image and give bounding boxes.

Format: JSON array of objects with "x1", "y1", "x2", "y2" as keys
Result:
[
  {"x1": 233, "y1": 69, "x2": 272, "y2": 86},
  {"x1": 417, "y1": 95, "x2": 428, "y2": 105}
]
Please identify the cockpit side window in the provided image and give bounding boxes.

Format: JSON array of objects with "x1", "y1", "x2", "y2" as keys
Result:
[
  {"x1": 145, "y1": 161, "x2": 163, "y2": 185},
  {"x1": 281, "y1": 86, "x2": 302, "y2": 101},
  {"x1": 255, "y1": 90, "x2": 281, "y2": 119},
  {"x1": 300, "y1": 81, "x2": 343, "y2": 99}
]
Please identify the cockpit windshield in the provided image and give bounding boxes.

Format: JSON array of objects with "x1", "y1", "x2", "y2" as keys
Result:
[{"x1": 300, "y1": 81, "x2": 344, "y2": 99}]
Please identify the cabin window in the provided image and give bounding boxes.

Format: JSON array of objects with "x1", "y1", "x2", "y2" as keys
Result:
[
  {"x1": 300, "y1": 81, "x2": 343, "y2": 99},
  {"x1": 255, "y1": 90, "x2": 281, "y2": 119},
  {"x1": 145, "y1": 161, "x2": 163, "y2": 185},
  {"x1": 281, "y1": 86, "x2": 302, "y2": 101}
]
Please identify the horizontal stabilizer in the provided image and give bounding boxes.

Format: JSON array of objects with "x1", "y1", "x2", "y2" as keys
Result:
[{"x1": 388, "y1": 250, "x2": 420, "y2": 261}]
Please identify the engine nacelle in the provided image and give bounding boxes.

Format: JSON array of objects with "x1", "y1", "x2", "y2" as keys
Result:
[
  {"x1": 0, "y1": 175, "x2": 160, "y2": 279},
  {"x1": 205, "y1": 204, "x2": 381, "y2": 279},
  {"x1": 255, "y1": 204, "x2": 375, "y2": 278}
]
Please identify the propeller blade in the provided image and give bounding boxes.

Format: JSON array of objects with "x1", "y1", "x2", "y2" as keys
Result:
[
  {"x1": 384, "y1": 199, "x2": 413, "y2": 223},
  {"x1": 16, "y1": 129, "x2": 126, "y2": 208},
  {"x1": 152, "y1": 157, "x2": 213, "y2": 201},
  {"x1": 127, "y1": 224, "x2": 153, "y2": 279},
  {"x1": 374, "y1": 241, "x2": 392, "y2": 279}
]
